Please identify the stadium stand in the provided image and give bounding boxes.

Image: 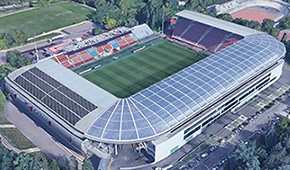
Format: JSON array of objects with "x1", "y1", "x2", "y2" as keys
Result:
[
  {"x1": 51, "y1": 24, "x2": 155, "y2": 70},
  {"x1": 172, "y1": 17, "x2": 243, "y2": 52},
  {"x1": 215, "y1": 34, "x2": 243, "y2": 52},
  {"x1": 72, "y1": 57, "x2": 84, "y2": 67},
  {"x1": 56, "y1": 54, "x2": 69, "y2": 63},
  {"x1": 172, "y1": 17, "x2": 193, "y2": 37},
  {"x1": 86, "y1": 48, "x2": 99, "y2": 57}
]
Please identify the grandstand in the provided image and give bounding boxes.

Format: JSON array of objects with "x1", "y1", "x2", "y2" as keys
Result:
[
  {"x1": 5, "y1": 10, "x2": 286, "y2": 167},
  {"x1": 172, "y1": 16, "x2": 243, "y2": 53},
  {"x1": 51, "y1": 25, "x2": 151, "y2": 69}
]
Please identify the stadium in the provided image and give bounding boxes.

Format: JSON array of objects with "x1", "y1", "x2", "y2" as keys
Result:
[{"x1": 4, "y1": 10, "x2": 286, "y2": 165}]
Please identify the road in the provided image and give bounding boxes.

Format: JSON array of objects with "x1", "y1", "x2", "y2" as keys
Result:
[
  {"x1": 192, "y1": 102, "x2": 288, "y2": 170},
  {"x1": 0, "y1": 20, "x2": 98, "y2": 65}
]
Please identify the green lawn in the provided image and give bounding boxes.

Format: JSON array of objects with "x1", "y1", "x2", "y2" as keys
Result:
[
  {"x1": 82, "y1": 41, "x2": 206, "y2": 98},
  {"x1": 0, "y1": 2, "x2": 93, "y2": 37},
  {"x1": 0, "y1": 92, "x2": 11, "y2": 124},
  {"x1": 0, "y1": 128, "x2": 35, "y2": 150}
]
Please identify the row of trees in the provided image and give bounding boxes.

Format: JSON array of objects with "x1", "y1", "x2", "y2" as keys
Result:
[
  {"x1": 0, "y1": 29, "x2": 27, "y2": 50},
  {"x1": 0, "y1": 0, "x2": 30, "y2": 6},
  {"x1": 216, "y1": 13, "x2": 280, "y2": 38},
  {"x1": 227, "y1": 118, "x2": 290, "y2": 170},
  {"x1": 88, "y1": 0, "x2": 223, "y2": 31},
  {"x1": 0, "y1": 50, "x2": 31, "y2": 84}
]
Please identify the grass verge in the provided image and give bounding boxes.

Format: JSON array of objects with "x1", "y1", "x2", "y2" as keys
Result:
[
  {"x1": 0, "y1": 128, "x2": 35, "y2": 150},
  {"x1": 0, "y1": 92, "x2": 11, "y2": 124}
]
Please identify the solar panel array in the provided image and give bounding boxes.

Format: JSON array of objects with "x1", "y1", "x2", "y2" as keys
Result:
[
  {"x1": 86, "y1": 33, "x2": 285, "y2": 142},
  {"x1": 14, "y1": 68, "x2": 97, "y2": 125}
]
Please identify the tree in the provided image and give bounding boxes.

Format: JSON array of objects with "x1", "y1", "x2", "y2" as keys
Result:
[
  {"x1": 227, "y1": 143, "x2": 260, "y2": 170},
  {"x1": 278, "y1": 165, "x2": 290, "y2": 170},
  {"x1": 103, "y1": 16, "x2": 117, "y2": 29},
  {"x1": 82, "y1": 156, "x2": 94, "y2": 170},
  {"x1": 6, "y1": 50, "x2": 31, "y2": 68},
  {"x1": 92, "y1": 28, "x2": 104, "y2": 36},
  {"x1": 69, "y1": 156, "x2": 78, "y2": 170},
  {"x1": 266, "y1": 143, "x2": 286, "y2": 168},
  {"x1": 12, "y1": 29, "x2": 27, "y2": 45},
  {"x1": 13, "y1": 152, "x2": 34, "y2": 170},
  {"x1": 0, "y1": 33, "x2": 15, "y2": 48},
  {"x1": 0, "y1": 39, "x2": 8, "y2": 50},
  {"x1": 269, "y1": 27, "x2": 280, "y2": 38},
  {"x1": 0, "y1": 141, "x2": 15, "y2": 170},
  {"x1": 216, "y1": 13, "x2": 234, "y2": 22},
  {"x1": 265, "y1": 126, "x2": 278, "y2": 149},
  {"x1": 254, "y1": 146, "x2": 267, "y2": 161},
  {"x1": 262, "y1": 19, "x2": 275, "y2": 33},
  {"x1": 32, "y1": 154, "x2": 49, "y2": 170},
  {"x1": 282, "y1": 17, "x2": 290, "y2": 29},
  {"x1": 56, "y1": 155, "x2": 69, "y2": 169},
  {"x1": 92, "y1": 0, "x2": 109, "y2": 24},
  {"x1": 50, "y1": 159, "x2": 60, "y2": 170}
]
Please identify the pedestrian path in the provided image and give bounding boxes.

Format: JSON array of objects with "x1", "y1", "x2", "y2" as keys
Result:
[{"x1": 0, "y1": 124, "x2": 16, "y2": 128}]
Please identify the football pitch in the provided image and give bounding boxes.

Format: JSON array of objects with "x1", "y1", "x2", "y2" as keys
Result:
[
  {"x1": 82, "y1": 40, "x2": 206, "y2": 98},
  {"x1": 0, "y1": 2, "x2": 92, "y2": 37}
]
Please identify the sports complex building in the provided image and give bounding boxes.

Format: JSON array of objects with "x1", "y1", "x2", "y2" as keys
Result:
[{"x1": 5, "y1": 10, "x2": 286, "y2": 164}]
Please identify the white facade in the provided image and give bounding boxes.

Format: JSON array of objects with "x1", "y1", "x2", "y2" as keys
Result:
[{"x1": 151, "y1": 60, "x2": 284, "y2": 162}]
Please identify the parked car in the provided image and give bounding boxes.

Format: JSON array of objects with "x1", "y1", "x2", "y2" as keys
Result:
[
  {"x1": 209, "y1": 146, "x2": 218, "y2": 152},
  {"x1": 242, "y1": 121, "x2": 249, "y2": 126},
  {"x1": 212, "y1": 166, "x2": 219, "y2": 170},
  {"x1": 251, "y1": 115, "x2": 257, "y2": 119},
  {"x1": 201, "y1": 152, "x2": 208, "y2": 158},
  {"x1": 187, "y1": 161, "x2": 196, "y2": 168},
  {"x1": 256, "y1": 111, "x2": 261, "y2": 115},
  {"x1": 238, "y1": 125, "x2": 244, "y2": 130}
]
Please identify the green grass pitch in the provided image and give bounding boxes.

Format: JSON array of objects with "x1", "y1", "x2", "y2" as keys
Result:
[
  {"x1": 82, "y1": 41, "x2": 207, "y2": 98},
  {"x1": 0, "y1": 2, "x2": 93, "y2": 37}
]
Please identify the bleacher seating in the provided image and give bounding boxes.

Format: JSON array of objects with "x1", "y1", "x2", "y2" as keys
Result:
[
  {"x1": 87, "y1": 48, "x2": 98, "y2": 57},
  {"x1": 96, "y1": 46, "x2": 104, "y2": 53},
  {"x1": 61, "y1": 61, "x2": 74, "y2": 69},
  {"x1": 72, "y1": 57, "x2": 84, "y2": 67},
  {"x1": 216, "y1": 34, "x2": 243, "y2": 52},
  {"x1": 199, "y1": 28, "x2": 232, "y2": 52},
  {"x1": 181, "y1": 22, "x2": 210, "y2": 46},
  {"x1": 172, "y1": 17, "x2": 192, "y2": 37},
  {"x1": 172, "y1": 17, "x2": 243, "y2": 53},
  {"x1": 56, "y1": 54, "x2": 69, "y2": 63},
  {"x1": 51, "y1": 24, "x2": 151, "y2": 70},
  {"x1": 104, "y1": 44, "x2": 113, "y2": 51}
]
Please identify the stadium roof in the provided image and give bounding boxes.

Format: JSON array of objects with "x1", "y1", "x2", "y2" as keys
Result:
[
  {"x1": 175, "y1": 10, "x2": 259, "y2": 36},
  {"x1": 7, "y1": 11, "x2": 286, "y2": 144}
]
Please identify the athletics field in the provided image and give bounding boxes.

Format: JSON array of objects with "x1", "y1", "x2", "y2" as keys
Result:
[{"x1": 81, "y1": 40, "x2": 206, "y2": 98}]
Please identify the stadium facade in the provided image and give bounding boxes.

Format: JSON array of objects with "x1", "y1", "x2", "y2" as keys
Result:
[{"x1": 5, "y1": 10, "x2": 286, "y2": 163}]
